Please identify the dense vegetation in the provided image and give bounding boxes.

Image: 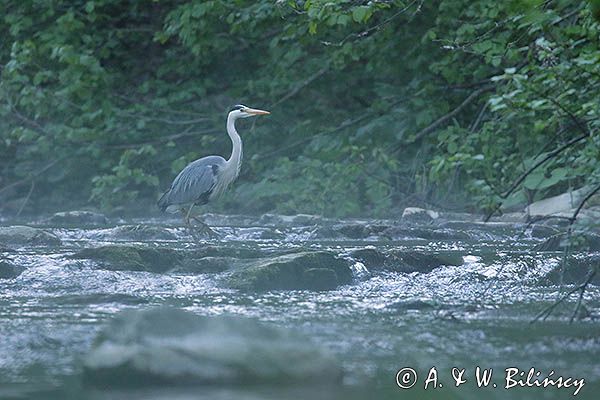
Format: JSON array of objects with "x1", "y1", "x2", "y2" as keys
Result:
[{"x1": 0, "y1": 0, "x2": 598, "y2": 217}]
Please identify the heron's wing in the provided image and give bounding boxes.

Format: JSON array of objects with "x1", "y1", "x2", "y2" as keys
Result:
[{"x1": 159, "y1": 157, "x2": 224, "y2": 209}]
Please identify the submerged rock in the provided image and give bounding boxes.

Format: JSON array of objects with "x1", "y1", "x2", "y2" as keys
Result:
[
  {"x1": 46, "y1": 210, "x2": 108, "y2": 226},
  {"x1": 0, "y1": 260, "x2": 24, "y2": 279},
  {"x1": 82, "y1": 308, "x2": 342, "y2": 387},
  {"x1": 0, "y1": 225, "x2": 61, "y2": 246},
  {"x1": 226, "y1": 251, "x2": 352, "y2": 291},
  {"x1": 71, "y1": 245, "x2": 181, "y2": 272}
]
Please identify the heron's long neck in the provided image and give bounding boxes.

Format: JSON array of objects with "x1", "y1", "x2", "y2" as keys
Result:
[{"x1": 226, "y1": 114, "x2": 243, "y2": 176}]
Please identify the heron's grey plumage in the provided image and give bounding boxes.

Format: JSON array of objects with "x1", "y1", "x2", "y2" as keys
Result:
[
  {"x1": 157, "y1": 156, "x2": 225, "y2": 213},
  {"x1": 157, "y1": 104, "x2": 269, "y2": 218}
]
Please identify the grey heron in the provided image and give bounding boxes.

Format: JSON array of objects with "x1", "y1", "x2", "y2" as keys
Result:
[{"x1": 158, "y1": 104, "x2": 270, "y2": 234}]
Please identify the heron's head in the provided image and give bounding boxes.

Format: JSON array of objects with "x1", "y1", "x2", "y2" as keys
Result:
[{"x1": 228, "y1": 104, "x2": 270, "y2": 119}]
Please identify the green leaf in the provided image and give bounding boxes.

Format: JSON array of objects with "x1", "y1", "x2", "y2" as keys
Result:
[{"x1": 352, "y1": 6, "x2": 371, "y2": 23}]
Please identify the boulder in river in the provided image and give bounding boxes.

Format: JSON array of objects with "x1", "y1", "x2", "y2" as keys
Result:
[
  {"x1": 172, "y1": 256, "x2": 234, "y2": 274},
  {"x1": 45, "y1": 210, "x2": 108, "y2": 226},
  {"x1": 525, "y1": 187, "x2": 589, "y2": 216},
  {"x1": 0, "y1": 260, "x2": 25, "y2": 279},
  {"x1": 534, "y1": 232, "x2": 600, "y2": 252},
  {"x1": 71, "y1": 245, "x2": 182, "y2": 273},
  {"x1": 332, "y1": 223, "x2": 370, "y2": 239},
  {"x1": 348, "y1": 248, "x2": 386, "y2": 268},
  {"x1": 542, "y1": 256, "x2": 600, "y2": 286},
  {"x1": 401, "y1": 207, "x2": 439, "y2": 223},
  {"x1": 109, "y1": 225, "x2": 178, "y2": 241},
  {"x1": 226, "y1": 251, "x2": 352, "y2": 291},
  {"x1": 0, "y1": 225, "x2": 61, "y2": 246},
  {"x1": 82, "y1": 308, "x2": 342, "y2": 387}
]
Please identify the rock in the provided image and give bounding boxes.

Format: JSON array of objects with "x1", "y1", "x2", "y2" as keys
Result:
[
  {"x1": 543, "y1": 255, "x2": 600, "y2": 285},
  {"x1": 46, "y1": 210, "x2": 108, "y2": 226},
  {"x1": 401, "y1": 207, "x2": 439, "y2": 223},
  {"x1": 533, "y1": 232, "x2": 600, "y2": 252},
  {"x1": 0, "y1": 225, "x2": 61, "y2": 246},
  {"x1": 389, "y1": 299, "x2": 436, "y2": 311},
  {"x1": 525, "y1": 187, "x2": 590, "y2": 216},
  {"x1": 258, "y1": 213, "x2": 325, "y2": 226},
  {"x1": 197, "y1": 213, "x2": 256, "y2": 227},
  {"x1": 187, "y1": 245, "x2": 265, "y2": 260},
  {"x1": 528, "y1": 224, "x2": 561, "y2": 239},
  {"x1": 226, "y1": 251, "x2": 352, "y2": 291},
  {"x1": 311, "y1": 226, "x2": 344, "y2": 239},
  {"x1": 332, "y1": 223, "x2": 369, "y2": 239},
  {"x1": 0, "y1": 260, "x2": 24, "y2": 279},
  {"x1": 437, "y1": 221, "x2": 521, "y2": 239},
  {"x1": 172, "y1": 256, "x2": 234, "y2": 274},
  {"x1": 384, "y1": 251, "x2": 463, "y2": 273},
  {"x1": 382, "y1": 226, "x2": 470, "y2": 241},
  {"x1": 258, "y1": 229, "x2": 286, "y2": 240},
  {"x1": 82, "y1": 308, "x2": 342, "y2": 387},
  {"x1": 70, "y1": 245, "x2": 182, "y2": 272},
  {"x1": 349, "y1": 248, "x2": 386, "y2": 268},
  {"x1": 489, "y1": 212, "x2": 527, "y2": 223},
  {"x1": 301, "y1": 268, "x2": 339, "y2": 291},
  {"x1": 110, "y1": 225, "x2": 177, "y2": 241}
]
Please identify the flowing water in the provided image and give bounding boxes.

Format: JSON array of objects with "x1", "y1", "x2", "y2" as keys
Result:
[{"x1": 1, "y1": 214, "x2": 599, "y2": 400}]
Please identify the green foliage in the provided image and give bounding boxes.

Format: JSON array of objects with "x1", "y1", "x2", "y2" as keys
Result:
[{"x1": 0, "y1": 0, "x2": 598, "y2": 217}]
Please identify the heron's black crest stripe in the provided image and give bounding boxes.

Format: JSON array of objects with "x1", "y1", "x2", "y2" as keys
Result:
[{"x1": 229, "y1": 104, "x2": 245, "y2": 112}]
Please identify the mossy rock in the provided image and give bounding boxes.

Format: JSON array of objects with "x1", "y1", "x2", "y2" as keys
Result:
[
  {"x1": 71, "y1": 245, "x2": 182, "y2": 272},
  {"x1": 172, "y1": 256, "x2": 235, "y2": 274},
  {"x1": 0, "y1": 225, "x2": 61, "y2": 246},
  {"x1": 226, "y1": 251, "x2": 352, "y2": 291},
  {"x1": 384, "y1": 251, "x2": 464, "y2": 273},
  {"x1": 187, "y1": 245, "x2": 265, "y2": 260},
  {"x1": 111, "y1": 225, "x2": 178, "y2": 241},
  {"x1": 349, "y1": 248, "x2": 386, "y2": 268}
]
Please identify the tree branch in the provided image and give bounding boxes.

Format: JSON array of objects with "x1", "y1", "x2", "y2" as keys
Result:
[
  {"x1": 405, "y1": 85, "x2": 494, "y2": 147},
  {"x1": 483, "y1": 131, "x2": 589, "y2": 221},
  {"x1": 270, "y1": 65, "x2": 330, "y2": 108}
]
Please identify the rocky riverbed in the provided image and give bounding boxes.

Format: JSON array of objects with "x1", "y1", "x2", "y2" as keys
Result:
[{"x1": 0, "y1": 211, "x2": 599, "y2": 399}]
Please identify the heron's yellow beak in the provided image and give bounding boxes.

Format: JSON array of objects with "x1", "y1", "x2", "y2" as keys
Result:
[{"x1": 245, "y1": 108, "x2": 270, "y2": 115}]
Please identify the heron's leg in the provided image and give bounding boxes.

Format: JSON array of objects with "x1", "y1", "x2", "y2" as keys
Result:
[
  {"x1": 190, "y1": 215, "x2": 220, "y2": 239},
  {"x1": 185, "y1": 204, "x2": 195, "y2": 223},
  {"x1": 180, "y1": 207, "x2": 192, "y2": 227}
]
